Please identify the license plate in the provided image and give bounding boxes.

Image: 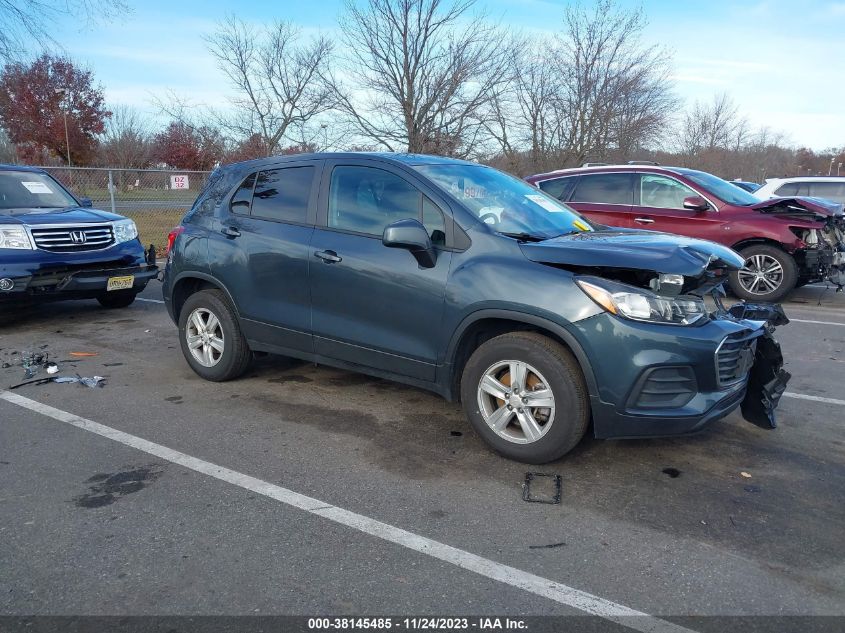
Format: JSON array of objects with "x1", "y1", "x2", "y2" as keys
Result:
[{"x1": 106, "y1": 275, "x2": 134, "y2": 291}]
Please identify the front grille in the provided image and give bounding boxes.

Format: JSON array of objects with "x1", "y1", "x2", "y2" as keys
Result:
[
  {"x1": 30, "y1": 224, "x2": 114, "y2": 252},
  {"x1": 716, "y1": 331, "x2": 759, "y2": 387}
]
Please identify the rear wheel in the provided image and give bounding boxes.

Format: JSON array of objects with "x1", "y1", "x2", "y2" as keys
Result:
[
  {"x1": 460, "y1": 332, "x2": 590, "y2": 463},
  {"x1": 97, "y1": 290, "x2": 138, "y2": 309},
  {"x1": 178, "y1": 289, "x2": 252, "y2": 381},
  {"x1": 729, "y1": 245, "x2": 797, "y2": 302}
]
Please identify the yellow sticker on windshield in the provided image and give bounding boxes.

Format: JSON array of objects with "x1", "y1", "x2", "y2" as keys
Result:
[{"x1": 573, "y1": 219, "x2": 591, "y2": 232}]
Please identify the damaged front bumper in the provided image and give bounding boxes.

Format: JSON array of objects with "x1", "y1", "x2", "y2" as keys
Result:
[
  {"x1": 570, "y1": 301, "x2": 791, "y2": 439},
  {"x1": 0, "y1": 241, "x2": 158, "y2": 305}
]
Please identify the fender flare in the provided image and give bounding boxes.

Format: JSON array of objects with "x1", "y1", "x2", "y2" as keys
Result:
[
  {"x1": 445, "y1": 308, "x2": 599, "y2": 398},
  {"x1": 169, "y1": 270, "x2": 242, "y2": 321}
]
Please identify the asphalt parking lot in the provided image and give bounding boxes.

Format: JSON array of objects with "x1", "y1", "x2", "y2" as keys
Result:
[{"x1": 1, "y1": 281, "x2": 844, "y2": 630}]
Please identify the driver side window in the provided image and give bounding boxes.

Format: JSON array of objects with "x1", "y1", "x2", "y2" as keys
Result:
[
  {"x1": 639, "y1": 175, "x2": 697, "y2": 209},
  {"x1": 328, "y1": 166, "x2": 446, "y2": 245}
]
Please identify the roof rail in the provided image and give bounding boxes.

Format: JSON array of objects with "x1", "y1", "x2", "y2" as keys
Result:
[
  {"x1": 581, "y1": 162, "x2": 609, "y2": 167},
  {"x1": 627, "y1": 160, "x2": 660, "y2": 166}
]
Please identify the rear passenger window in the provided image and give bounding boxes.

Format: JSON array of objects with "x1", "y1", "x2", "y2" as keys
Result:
[
  {"x1": 775, "y1": 183, "x2": 800, "y2": 197},
  {"x1": 251, "y1": 166, "x2": 314, "y2": 223},
  {"x1": 538, "y1": 177, "x2": 577, "y2": 201},
  {"x1": 570, "y1": 173, "x2": 633, "y2": 205},
  {"x1": 230, "y1": 173, "x2": 255, "y2": 214}
]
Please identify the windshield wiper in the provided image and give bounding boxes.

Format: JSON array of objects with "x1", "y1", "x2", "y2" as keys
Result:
[{"x1": 498, "y1": 231, "x2": 548, "y2": 242}]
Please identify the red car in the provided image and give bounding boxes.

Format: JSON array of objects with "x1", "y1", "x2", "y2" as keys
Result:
[{"x1": 526, "y1": 165, "x2": 845, "y2": 301}]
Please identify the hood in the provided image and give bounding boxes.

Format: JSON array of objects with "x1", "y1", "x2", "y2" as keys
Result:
[
  {"x1": 0, "y1": 206, "x2": 125, "y2": 225},
  {"x1": 749, "y1": 196, "x2": 844, "y2": 219},
  {"x1": 519, "y1": 229, "x2": 745, "y2": 277}
]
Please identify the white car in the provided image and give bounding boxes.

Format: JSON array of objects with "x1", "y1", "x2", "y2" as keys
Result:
[{"x1": 755, "y1": 177, "x2": 845, "y2": 204}]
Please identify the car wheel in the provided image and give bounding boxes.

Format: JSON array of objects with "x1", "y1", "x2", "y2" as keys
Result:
[
  {"x1": 729, "y1": 245, "x2": 797, "y2": 303},
  {"x1": 178, "y1": 289, "x2": 252, "y2": 381},
  {"x1": 97, "y1": 290, "x2": 138, "y2": 309},
  {"x1": 460, "y1": 331, "x2": 590, "y2": 463}
]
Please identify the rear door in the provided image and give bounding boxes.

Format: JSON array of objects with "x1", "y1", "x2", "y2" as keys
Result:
[
  {"x1": 308, "y1": 160, "x2": 452, "y2": 381},
  {"x1": 208, "y1": 159, "x2": 322, "y2": 354},
  {"x1": 633, "y1": 173, "x2": 727, "y2": 242},
  {"x1": 563, "y1": 172, "x2": 635, "y2": 228}
]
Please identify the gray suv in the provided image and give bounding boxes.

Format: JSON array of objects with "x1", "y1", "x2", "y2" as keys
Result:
[{"x1": 163, "y1": 153, "x2": 790, "y2": 463}]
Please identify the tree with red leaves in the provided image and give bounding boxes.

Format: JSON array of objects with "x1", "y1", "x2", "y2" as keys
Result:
[
  {"x1": 151, "y1": 121, "x2": 223, "y2": 170},
  {"x1": 0, "y1": 54, "x2": 110, "y2": 165},
  {"x1": 224, "y1": 133, "x2": 270, "y2": 164}
]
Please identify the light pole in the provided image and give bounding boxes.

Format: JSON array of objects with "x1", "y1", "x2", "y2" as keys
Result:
[
  {"x1": 838, "y1": 162, "x2": 842, "y2": 176},
  {"x1": 321, "y1": 123, "x2": 329, "y2": 151},
  {"x1": 830, "y1": 156, "x2": 836, "y2": 176},
  {"x1": 54, "y1": 88, "x2": 71, "y2": 167}
]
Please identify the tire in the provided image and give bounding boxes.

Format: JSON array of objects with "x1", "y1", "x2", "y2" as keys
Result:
[
  {"x1": 460, "y1": 331, "x2": 590, "y2": 463},
  {"x1": 178, "y1": 289, "x2": 252, "y2": 381},
  {"x1": 729, "y1": 245, "x2": 798, "y2": 303},
  {"x1": 97, "y1": 290, "x2": 138, "y2": 309}
]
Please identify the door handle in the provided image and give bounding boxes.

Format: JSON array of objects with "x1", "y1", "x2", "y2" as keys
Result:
[
  {"x1": 314, "y1": 249, "x2": 342, "y2": 263},
  {"x1": 634, "y1": 217, "x2": 655, "y2": 224},
  {"x1": 221, "y1": 226, "x2": 241, "y2": 238}
]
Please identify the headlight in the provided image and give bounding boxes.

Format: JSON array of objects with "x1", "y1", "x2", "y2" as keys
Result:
[
  {"x1": 576, "y1": 276, "x2": 707, "y2": 326},
  {"x1": 0, "y1": 225, "x2": 33, "y2": 249},
  {"x1": 112, "y1": 219, "x2": 138, "y2": 244}
]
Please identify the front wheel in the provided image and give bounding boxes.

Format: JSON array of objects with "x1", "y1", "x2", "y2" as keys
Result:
[
  {"x1": 460, "y1": 332, "x2": 590, "y2": 463},
  {"x1": 178, "y1": 289, "x2": 252, "y2": 381},
  {"x1": 97, "y1": 290, "x2": 138, "y2": 309},
  {"x1": 729, "y1": 245, "x2": 798, "y2": 303}
]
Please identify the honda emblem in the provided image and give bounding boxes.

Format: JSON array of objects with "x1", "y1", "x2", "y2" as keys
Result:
[{"x1": 70, "y1": 230, "x2": 87, "y2": 244}]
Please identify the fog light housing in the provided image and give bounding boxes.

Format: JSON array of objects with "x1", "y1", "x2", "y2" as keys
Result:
[{"x1": 0, "y1": 278, "x2": 14, "y2": 291}]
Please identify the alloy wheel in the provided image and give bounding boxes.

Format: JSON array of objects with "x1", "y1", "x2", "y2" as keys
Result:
[
  {"x1": 476, "y1": 360, "x2": 555, "y2": 444},
  {"x1": 737, "y1": 254, "x2": 784, "y2": 295},
  {"x1": 185, "y1": 307, "x2": 225, "y2": 367}
]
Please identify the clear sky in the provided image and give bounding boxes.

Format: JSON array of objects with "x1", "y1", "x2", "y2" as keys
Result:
[{"x1": 45, "y1": 0, "x2": 845, "y2": 150}]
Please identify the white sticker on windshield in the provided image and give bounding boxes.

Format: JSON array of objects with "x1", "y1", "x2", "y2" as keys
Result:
[
  {"x1": 21, "y1": 181, "x2": 53, "y2": 194},
  {"x1": 525, "y1": 194, "x2": 563, "y2": 212}
]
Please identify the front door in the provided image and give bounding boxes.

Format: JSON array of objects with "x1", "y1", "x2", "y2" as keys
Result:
[
  {"x1": 308, "y1": 163, "x2": 452, "y2": 381},
  {"x1": 633, "y1": 173, "x2": 727, "y2": 243}
]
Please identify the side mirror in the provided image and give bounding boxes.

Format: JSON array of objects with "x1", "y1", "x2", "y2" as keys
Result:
[
  {"x1": 382, "y1": 218, "x2": 436, "y2": 268},
  {"x1": 682, "y1": 195, "x2": 710, "y2": 212},
  {"x1": 79, "y1": 197, "x2": 93, "y2": 208}
]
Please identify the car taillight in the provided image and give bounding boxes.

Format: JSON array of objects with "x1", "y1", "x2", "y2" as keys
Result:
[{"x1": 166, "y1": 226, "x2": 185, "y2": 255}]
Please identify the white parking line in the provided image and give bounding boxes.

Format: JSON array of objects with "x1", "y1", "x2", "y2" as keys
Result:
[
  {"x1": 136, "y1": 297, "x2": 165, "y2": 304},
  {"x1": 783, "y1": 392, "x2": 845, "y2": 406},
  {"x1": 0, "y1": 389, "x2": 693, "y2": 633},
  {"x1": 789, "y1": 318, "x2": 845, "y2": 326}
]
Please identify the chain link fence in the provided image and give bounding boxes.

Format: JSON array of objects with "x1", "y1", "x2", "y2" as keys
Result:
[{"x1": 38, "y1": 167, "x2": 211, "y2": 252}]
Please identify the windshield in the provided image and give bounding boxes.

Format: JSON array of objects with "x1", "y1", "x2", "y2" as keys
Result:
[
  {"x1": 416, "y1": 164, "x2": 593, "y2": 239},
  {"x1": 0, "y1": 171, "x2": 77, "y2": 210},
  {"x1": 676, "y1": 169, "x2": 762, "y2": 206}
]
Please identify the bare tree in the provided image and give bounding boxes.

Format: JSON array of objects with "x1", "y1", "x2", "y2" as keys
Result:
[
  {"x1": 99, "y1": 104, "x2": 152, "y2": 170},
  {"x1": 332, "y1": 0, "x2": 512, "y2": 156},
  {"x1": 482, "y1": 1, "x2": 676, "y2": 173},
  {"x1": 203, "y1": 16, "x2": 335, "y2": 155},
  {"x1": 0, "y1": 0, "x2": 130, "y2": 61},
  {"x1": 680, "y1": 93, "x2": 747, "y2": 155},
  {"x1": 553, "y1": 0, "x2": 676, "y2": 166},
  {"x1": 484, "y1": 37, "x2": 565, "y2": 173}
]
